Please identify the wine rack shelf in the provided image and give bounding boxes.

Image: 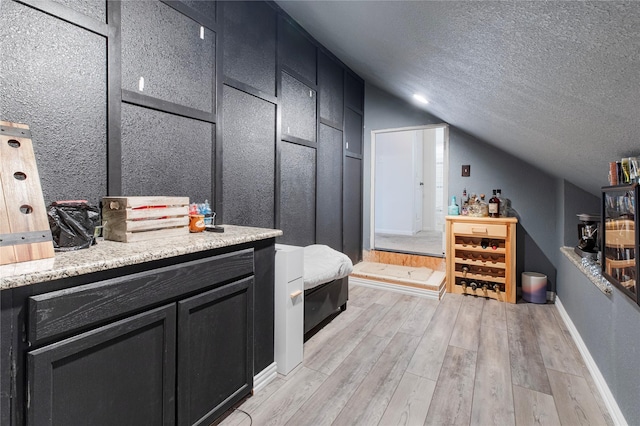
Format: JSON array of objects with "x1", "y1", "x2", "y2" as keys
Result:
[
  {"x1": 446, "y1": 216, "x2": 518, "y2": 303},
  {"x1": 601, "y1": 184, "x2": 638, "y2": 305}
]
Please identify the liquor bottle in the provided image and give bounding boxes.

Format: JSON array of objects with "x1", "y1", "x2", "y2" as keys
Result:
[
  {"x1": 479, "y1": 194, "x2": 489, "y2": 217},
  {"x1": 496, "y1": 189, "x2": 510, "y2": 217},
  {"x1": 461, "y1": 188, "x2": 468, "y2": 215},
  {"x1": 489, "y1": 189, "x2": 500, "y2": 218},
  {"x1": 448, "y1": 196, "x2": 459, "y2": 215}
]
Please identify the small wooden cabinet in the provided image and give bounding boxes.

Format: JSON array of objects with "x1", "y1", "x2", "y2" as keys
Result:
[{"x1": 446, "y1": 216, "x2": 518, "y2": 303}]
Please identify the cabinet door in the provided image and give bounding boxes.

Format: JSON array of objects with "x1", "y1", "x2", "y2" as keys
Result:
[
  {"x1": 27, "y1": 304, "x2": 176, "y2": 426},
  {"x1": 279, "y1": 16, "x2": 316, "y2": 85},
  {"x1": 177, "y1": 277, "x2": 253, "y2": 426},
  {"x1": 279, "y1": 141, "x2": 316, "y2": 247},
  {"x1": 344, "y1": 107, "x2": 363, "y2": 155},
  {"x1": 343, "y1": 157, "x2": 362, "y2": 263},
  {"x1": 317, "y1": 124, "x2": 343, "y2": 251},
  {"x1": 281, "y1": 72, "x2": 317, "y2": 143},
  {"x1": 318, "y1": 51, "x2": 343, "y2": 127}
]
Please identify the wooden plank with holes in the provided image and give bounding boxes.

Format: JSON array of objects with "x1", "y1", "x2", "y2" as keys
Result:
[{"x1": 0, "y1": 121, "x2": 54, "y2": 265}]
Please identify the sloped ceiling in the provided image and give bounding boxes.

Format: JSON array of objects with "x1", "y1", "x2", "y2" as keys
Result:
[{"x1": 276, "y1": 1, "x2": 640, "y2": 195}]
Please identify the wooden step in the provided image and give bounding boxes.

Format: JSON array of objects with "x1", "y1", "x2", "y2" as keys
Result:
[
  {"x1": 363, "y1": 250, "x2": 446, "y2": 271},
  {"x1": 351, "y1": 261, "x2": 445, "y2": 293}
]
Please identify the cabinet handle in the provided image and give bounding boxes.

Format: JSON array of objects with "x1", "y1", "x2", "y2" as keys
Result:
[
  {"x1": 290, "y1": 290, "x2": 303, "y2": 299},
  {"x1": 471, "y1": 227, "x2": 488, "y2": 234}
]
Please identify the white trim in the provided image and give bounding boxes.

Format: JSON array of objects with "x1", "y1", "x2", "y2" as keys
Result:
[
  {"x1": 374, "y1": 228, "x2": 415, "y2": 236},
  {"x1": 253, "y1": 362, "x2": 277, "y2": 394},
  {"x1": 350, "y1": 276, "x2": 443, "y2": 300},
  {"x1": 554, "y1": 297, "x2": 628, "y2": 426},
  {"x1": 370, "y1": 129, "x2": 376, "y2": 251}
]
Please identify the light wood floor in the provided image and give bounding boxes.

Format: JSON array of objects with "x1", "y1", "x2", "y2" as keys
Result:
[{"x1": 218, "y1": 284, "x2": 613, "y2": 426}]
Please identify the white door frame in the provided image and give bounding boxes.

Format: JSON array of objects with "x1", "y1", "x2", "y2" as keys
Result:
[{"x1": 370, "y1": 124, "x2": 449, "y2": 253}]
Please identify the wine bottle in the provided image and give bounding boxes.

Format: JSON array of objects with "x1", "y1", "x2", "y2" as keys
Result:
[
  {"x1": 460, "y1": 279, "x2": 468, "y2": 291},
  {"x1": 490, "y1": 240, "x2": 499, "y2": 250},
  {"x1": 481, "y1": 238, "x2": 489, "y2": 249},
  {"x1": 489, "y1": 189, "x2": 500, "y2": 218},
  {"x1": 470, "y1": 281, "x2": 478, "y2": 291},
  {"x1": 461, "y1": 264, "x2": 469, "y2": 277}
]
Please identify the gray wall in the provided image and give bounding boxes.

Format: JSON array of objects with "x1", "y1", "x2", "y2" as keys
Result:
[
  {"x1": 560, "y1": 179, "x2": 600, "y2": 247},
  {"x1": 555, "y1": 179, "x2": 640, "y2": 422},
  {"x1": 448, "y1": 127, "x2": 558, "y2": 285},
  {"x1": 365, "y1": 85, "x2": 640, "y2": 423}
]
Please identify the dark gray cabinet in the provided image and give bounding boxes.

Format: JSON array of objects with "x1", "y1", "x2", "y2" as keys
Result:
[
  {"x1": 279, "y1": 142, "x2": 316, "y2": 246},
  {"x1": 222, "y1": 85, "x2": 276, "y2": 228},
  {"x1": 223, "y1": 1, "x2": 277, "y2": 95},
  {"x1": 27, "y1": 304, "x2": 177, "y2": 426},
  {"x1": 281, "y1": 72, "x2": 317, "y2": 143},
  {"x1": 317, "y1": 124, "x2": 343, "y2": 251},
  {"x1": 345, "y1": 72, "x2": 364, "y2": 111},
  {"x1": 318, "y1": 52, "x2": 344, "y2": 128},
  {"x1": 121, "y1": 1, "x2": 215, "y2": 114},
  {"x1": 345, "y1": 107, "x2": 363, "y2": 155},
  {"x1": 121, "y1": 104, "x2": 214, "y2": 203},
  {"x1": 10, "y1": 245, "x2": 267, "y2": 426},
  {"x1": 177, "y1": 277, "x2": 253, "y2": 426},
  {"x1": 344, "y1": 157, "x2": 362, "y2": 263},
  {"x1": 279, "y1": 16, "x2": 316, "y2": 85}
]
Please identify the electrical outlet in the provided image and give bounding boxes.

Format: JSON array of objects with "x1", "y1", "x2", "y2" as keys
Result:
[{"x1": 462, "y1": 165, "x2": 470, "y2": 177}]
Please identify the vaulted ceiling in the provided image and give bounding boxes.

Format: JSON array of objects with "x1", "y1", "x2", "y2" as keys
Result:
[{"x1": 276, "y1": 1, "x2": 640, "y2": 195}]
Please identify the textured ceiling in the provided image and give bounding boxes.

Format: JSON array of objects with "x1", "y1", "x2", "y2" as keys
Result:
[{"x1": 276, "y1": 1, "x2": 640, "y2": 195}]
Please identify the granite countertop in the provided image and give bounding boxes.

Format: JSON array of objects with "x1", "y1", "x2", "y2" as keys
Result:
[{"x1": 0, "y1": 225, "x2": 282, "y2": 290}]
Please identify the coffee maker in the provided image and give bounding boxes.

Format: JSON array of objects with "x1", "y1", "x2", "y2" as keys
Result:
[{"x1": 574, "y1": 213, "x2": 600, "y2": 259}]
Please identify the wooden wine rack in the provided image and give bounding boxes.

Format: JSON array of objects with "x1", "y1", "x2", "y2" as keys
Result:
[{"x1": 446, "y1": 216, "x2": 518, "y2": 303}]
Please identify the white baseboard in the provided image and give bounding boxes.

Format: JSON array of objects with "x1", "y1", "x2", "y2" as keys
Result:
[
  {"x1": 554, "y1": 297, "x2": 627, "y2": 426},
  {"x1": 375, "y1": 228, "x2": 414, "y2": 236},
  {"x1": 253, "y1": 362, "x2": 277, "y2": 394},
  {"x1": 350, "y1": 276, "x2": 443, "y2": 300}
]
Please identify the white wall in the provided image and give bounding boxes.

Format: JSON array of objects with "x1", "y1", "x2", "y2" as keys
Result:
[{"x1": 374, "y1": 130, "x2": 415, "y2": 234}]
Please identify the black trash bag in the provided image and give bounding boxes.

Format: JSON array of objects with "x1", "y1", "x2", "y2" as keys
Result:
[{"x1": 47, "y1": 200, "x2": 100, "y2": 251}]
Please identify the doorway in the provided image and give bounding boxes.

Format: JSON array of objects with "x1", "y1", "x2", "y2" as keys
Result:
[{"x1": 370, "y1": 124, "x2": 448, "y2": 256}]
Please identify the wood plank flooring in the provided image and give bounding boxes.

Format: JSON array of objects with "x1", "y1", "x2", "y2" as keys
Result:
[{"x1": 217, "y1": 284, "x2": 613, "y2": 426}]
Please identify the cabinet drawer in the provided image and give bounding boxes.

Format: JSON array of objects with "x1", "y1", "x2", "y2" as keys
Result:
[
  {"x1": 452, "y1": 222, "x2": 507, "y2": 238},
  {"x1": 28, "y1": 249, "x2": 254, "y2": 346}
]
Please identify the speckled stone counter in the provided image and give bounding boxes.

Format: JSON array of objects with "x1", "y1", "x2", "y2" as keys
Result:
[
  {"x1": 0, "y1": 225, "x2": 282, "y2": 289},
  {"x1": 560, "y1": 246, "x2": 612, "y2": 295}
]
